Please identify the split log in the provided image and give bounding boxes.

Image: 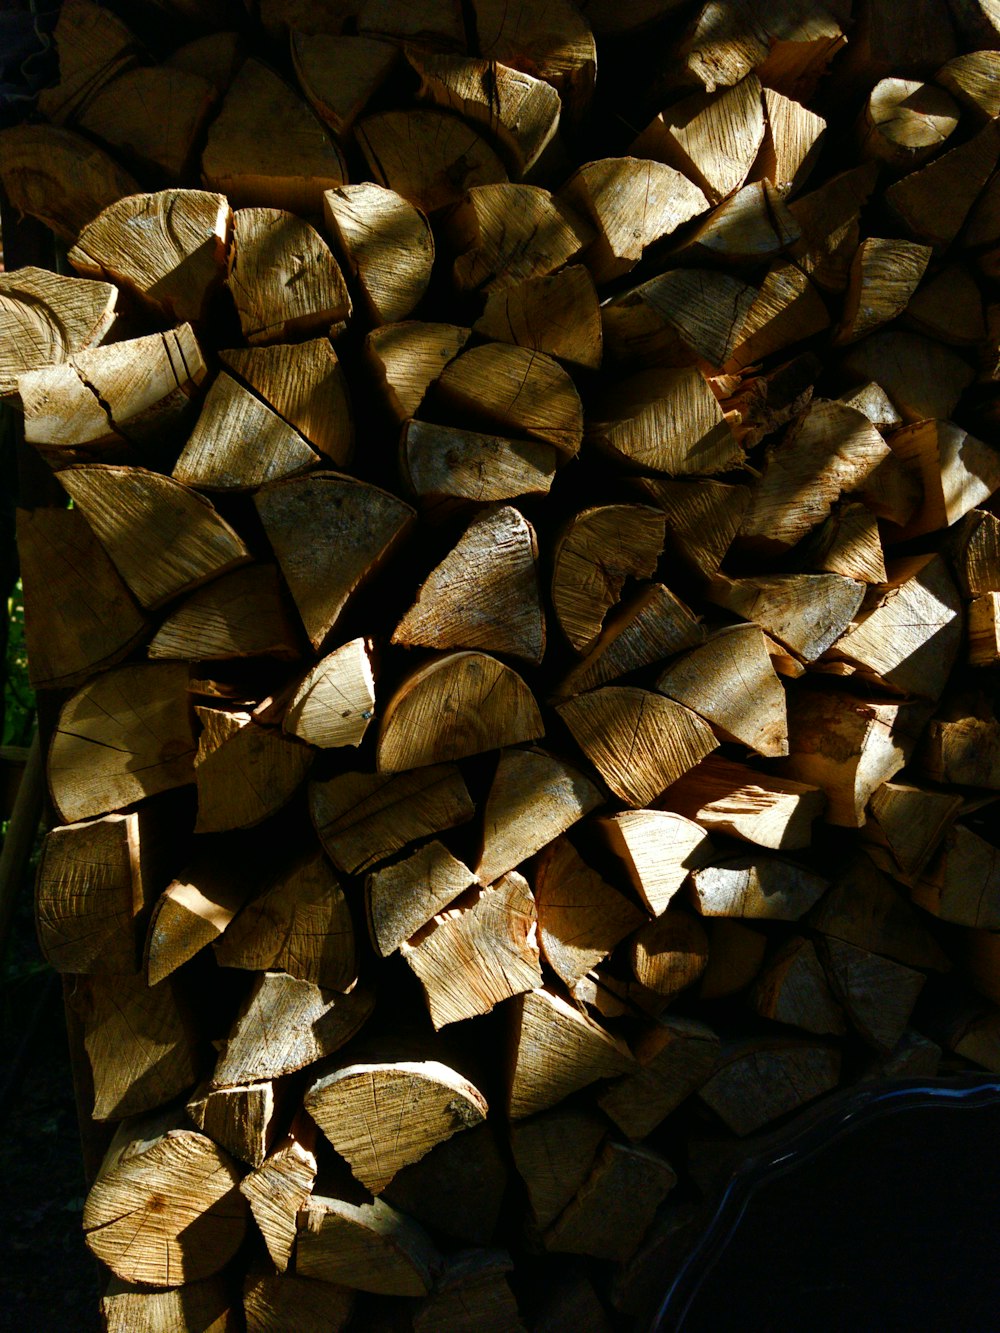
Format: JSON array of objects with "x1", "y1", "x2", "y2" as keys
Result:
[
  {"x1": 725, "y1": 260, "x2": 829, "y2": 369},
  {"x1": 756, "y1": 87, "x2": 826, "y2": 195},
  {"x1": 506, "y1": 987, "x2": 634, "y2": 1119},
  {"x1": 167, "y1": 31, "x2": 244, "y2": 93},
  {"x1": 402, "y1": 873, "x2": 543, "y2": 1027},
  {"x1": 946, "y1": 510, "x2": 1000, "y2": 598},
  {"x1": 202, "y1": 58, "x2": 347, "y2": 214},
  {"x1": 661, "y1": 757, "x2": 824, "y2": 850},
  {"x1": 840, "y1": 331, "x2": 974, "y2": 424},
  {"x1": 48, "y1": 662, "x2": 196, "y2": 824},
  {"x1": 296, "y1": 1195, "x2": 439, "y2": 1296},
  {"x1": 18, "y1": 507, "x2": 149, "y2": 688},
  {"x1": 244, "y1": 1271, "x2": 354, "y2": 1333},
  {"x1": 602, "y1": 266, "x2": 756, "y2": 371},
  {"x1": 884, "y1": 120, "x2": 1000, "y2": 249},
  {"x1": 323, "y1": 183, "x2": 433, "y2": 325},
  {"x1": 187, "y1": 1080, "x2": 279, "y2": 1170},
  {"x1": 229, "y1": 208, "x2": 351, "y2": 345},
  {"x1": 804, "y1": 501, "x2": 887, "y2": 584},
  {"x1": 365, "y1": 321, "x2": 471, "y2": 423},
  {"x1": 820, "y1": 937, "x2": 926, "y2": 1052},
  {"x1": 0, "y1": 267, "x2": 118, "y2": 396},
  {"x1": 447, "y1": 183, "x2": 589, "y2": 294},
  {"x1": 367, "y1": 841, "x2": 477, "y2": 958},
  {"x1": 144, "y1": 852, "x2": 251, "y2": 986},
  {"x1": 698, "y1": 1038, "x2": 841, "y2": 1136},
  {"x1": 356, "y1": 110, "x2": 508, "y2": 214},
  {"x1": 706, "y1": 572, "x2": 865, "y2": 662},
  {"x1": 689, "y1": 855, "x2": 828, "y2": 920},
  {"x1": 839, "y1": 381, "x2": 903, "y2": 432},
  {"x1": 476, "y1": 747, "x2": 602, "y2": 886},
  {"x1": 412, "y1": 1250, "x2": 522, "y2": 1333},
  {"x1": 698, "y1": 920, "x2": 767, "y2": 999},
  {"x1": 557, "y1": 686, "x2": 718, "y2": 808},
  {"x1": 509, "y1": 1107, "x2": 605, "y2": 1228},
  {"x1": 910, "y1": 825, "x2": 1000, "y2": 929},
  {"x1": 36, "y1": 0, "x2": 140, "y2": 125},
  {"x1": 311, "y1": 765, "x2": 474, "y2": 876},
  {"x1": 882, "y1": 420, "x2": 1000, "y2": 540},
  {"x1": 101, "y1": 1275, "x2": 235, "y2": 1333},
  {"x1": 629, "y1": 911, "x2": 709, "y2": 999},
  {"x1": 936, "y1": 49, "x2": 1000, "y2": 119},
  {"x1": 193, "y1": 707, "x2": 312, "y2": 833},
  {"x1": 291, "y1": 33, "x2": 399, "y2": 138},
  {"x1": 392, "y1": 505, "x2": 544, "y2": 663},
  {"x1": 304, "y1": 1058, "x2": 487, "y2": 1192},
  {"x1": 382, "y1": 1122, "x2": 507, "y2": 1246},
  {"x1": 219, "y1": 339, "x2": 354, "y2": 469},
  {"x1": 859, "y1": 78, "x2": 959, "y2": 172},
  {"x1": 436, "y1": 343, "x2": 583, "y2": 456},
  {"x1": 544, "y1": 1141, "x2": 677, "y2": 1262},
  {"x1": 401, "y1": 420, "x2": 557, "y2": 518},
  {"x1": 969, "y1": 594, "x2": 1000, "y2": 666},
  {"x1": 751, "y1": 938, "x2": 846, "y2": 1036},
  {"x1": 76, "y1": 66, "x2": 216, "y2": 182},
  {"x1": 83, "y1": 1113, "x2": 248, "y2": 1286},
  {"x1": 471, "y1": 0, "x2": 597, "y2": 121},
  {"x1": 239, "y1": 1119, "x2": 317, "y2": 1272},
  {"x1": 376, "y1": 652, "x2": 543, "y2": 770},
  {"x1": 281, "y1": 639, "x2": 375, "y2": 749},
  {"x1": 599, "y1": 809, "x2": 713, "y2": 916},
  {"x1": 0, "y1": 124, "x2": 139, "y2": 242},
  {"x1": 920, "y1": 692, "x2": 1000, "y2": 789},
  {"x1": 834, "y1": 237, "x2": 932, "y2": 344},
  {"x1": 68, "y1": 190, "x2": 230, "y2": 325},
  {"x1": 906, "y1": 262, "x2": 986, "y2": 345},
  {"x1": 598, "y1": 1017, "x2": 719, "y2": 1139},
  {"x1": 864, "y1": 781, "x2": 964, "y2": 884},
  {"x1": 674, "y1": 180, "x2": 800, "y2": 265},
  {"x1": 148, "y1": 565, "x2": 301, "y2": 663},
  {"x1": 551, "y1": 504, "x2": 665, "y2": 653},
  {"x1": 637, "y1": 477, "x2": 751, "y2": 580},
  {"x1": 255, "y1": 472, "x2": 414, "y2": 650},
  {"x1": 473, "y1": 265, "x2": 602, "y2": 370},
  {"x1": 788, "y1": 162, "x2": 877, "y2": 292}
]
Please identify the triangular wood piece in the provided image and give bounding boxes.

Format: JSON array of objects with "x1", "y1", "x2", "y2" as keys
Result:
[
  {"x1": 509, "y1": 1107, "x2": 605, "y2": 1227},
  {"x1": 367, "y1": 840, "x2": 477, "y2": 957},
  {"x1": 0, "y1": 267, "x2": 117, "y2": 395},
  {"x1": 840, "y1": 330, "x2": 974, "y2": 425},
  {"x1": 751, "y1": 937, "x2": 846, "y2": 1036},
  {"x1": 690, "y1": 856, "x2": 829, "y2": 921},
  {"x1": 68, "y1": 190, "x2": 230, "y2": 325},
  {"x1": 145, "y1": 851, "x2": 251, "y2": 986},
  {"x1": 820, "y1": 938, "x2": 926, "y2": 1053},
  {"x1": 834, "y1": 237, "x2": 932, "y2": 344},
  {"x1": 629, "y1": 911, "x2": 709, "y2": 999},
  {"x1": 255, "y1": 472, "x2": 415, "y2": 650},
  {"x1": 543, "y1": 1140, "x2": 677, "y2": 1261},
  {"x1": 806, "y1": 501, "x2": 887, "y2": 584},
  {"x1": 865, "y1": 781, "x2": 963, "y2": 883},
  {"x1": 402, "y1": 419, "x2": 557, "y2": 515},
  {"x1": 283, "y1": 639, "x2": 375, "y2": 749},
  {"x1": 698, "y1": 1038, "x2": 841, "y2": 1136},
  {"x1": 356, "y1": 108, "x2": 508, "y2": 214},
  {"x1": 883, "y1": 420, "x2": 1000, "y2": 541},
  {"x1": 187, "y1": 1081, "x2": 280, "y2": 1170},
  {"x1": 706, "y1": 572, "x2": 864, "y2": 662},
  {"x1": 448, "y1": 183, "x2": 588, "y2": 293},
  {"x1": 507, "y1": 987, "x2": 634, "y2": 1119},
  {"x1": 364, "y1": 321, "x2": 471, "y2": 422},
  {"x1": 472, "y1": 0, "x2": 596, "y2": 121},
  {"x1": 356, "y1": 0, "x2": 466, "y2": 51},
  {"x1": 77, "y1": 65, "x2": 216, "y2": 181},
  {"x1": 676, "y1": 181, "x2": 800, "y2": 265},
  {"x1": 291, "y1": 32, "x2": 399, "y2": 138},
  {"x1": 324, "y1": 183, "x2": 434, "y2": 324},
  {"x1": 377, "y1": 652, "x2": 544, "y2": 770},
  {"x1": 392, "y1": 505, "x2": 544, "y2": 664},
  {"x1": 240, "y1": 1123, "x2": 317, "y2": 1272},
  {"x1": 149, "y1": 565, "x2": 301, "y2": 663},
  {"x1": 167, "y1": 31, "x2": 244, "y2": 92},
  {"x1": 662, "y1": 756, "x2": 825, "y2": 851},
  {"x1": 474, "y1": 265, "x2": 602, "y2": 370},
  {"x1": 725, "y1": 260, "x2": 829, "y2": 369},
  {"x1": 885, "y1": 119, "x2": 1000, "y2": 251},
  {"x1": 297, "y1": 1195, "x2": 438, "y2": 1296},
  {"x1": 937, "y1": 50, "x2": 1000, "y2": 119},
  {"x1": 202, "y1": 57, "x2": 347, "y2": 214},
  {"x1": 637, "y1": 477, "x2": 751, "y2": 580},
  {"x1": 194, "y1": 707, "x2": 313, "y2": 833},
  {"x1": 758, "y1": 87, "x2": 825, "y2": 196},
  {"x1": 859, "y1": 77, "x2": 959, "y2": 172},
  {"x1": 382, "y1": 1123, "x2": 507, "y2": 1247},
  {"x1": 598, "y1": 1017, "x2": 720, "y2": 1139},
  {"x1": 599, "y1": 809, "x2": 713, "y2": 916},
  {"x1": 103, "y1": 1275, "x2": 238, "y2": 1333},
  {"x1": 36, "y1": 0, "x2": 140, "y2": 123},
  {"x1": 603, "y1": 267, "x2": 756, "y2": 371}
]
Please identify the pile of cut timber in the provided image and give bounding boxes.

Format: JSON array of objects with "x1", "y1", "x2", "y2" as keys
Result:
[{"x1": 7, "y1": 0, "x2": 1000, "y2": 1326}]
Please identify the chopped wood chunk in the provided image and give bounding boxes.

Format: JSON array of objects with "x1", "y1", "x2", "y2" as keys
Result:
[
  {"x1": 906, "y1": 261, "x2": 986, "y2": 345},
  {"x1": 366, "y1": 841, "x2": 477, "y2": 957},
  {"x1": 835, "y1": 237, "x2": 932, "y2": 345},
  {"x1": 471, "y1": 0, "x2": 597, "y2": 121},
  {"x1": 240, "y1": 1122, "x2": 318, "y2": 1272},
  {"x1": 757, "y1": 87, "x2": 826, "y2": 195},
  {"x1": 365, "y1": 321, "x2": 471, "y2": 422},
  {"x1": 820, "y1": 937, "x2": 925, "y2": 1052},
  {"x1": 356, "y1": 0, "x2": 466, "y2": 50},
  {"x1": 324, "y1": 183, "x2": 433, "y2": 325},
  {"x1": 676, "y1": 180, "x2": 800, "y2": 264},
  {"x1": 149, "y1": 565, "x2": 300, "y2": 663},
  {"x1": 167, "y1": 31, "x2": 244, "y2": 92},
  {"x1": 726, "y1": 260, "x2": 829, "y2": 369},
  {"x1": 860, "y1": 78, "x2": 959, "y2": 172},
  {"x1": 509, "y1": 1107, "x2": 605, "y2": 1227},
  {"x1": 0, "y1": 267, "x2": 117, "y2": 396},
  {"x1": 690, "y1": 855, "x2": 828, "y2": 920},
  {"x1": 357, "y1": 109, "x2": 508, "y2": 213},
  {"x1": 544, "y1": 1141, "x2": 677, "y2": 1261},
  {"x1": 402, "y1": 419, "x2": 557, "y2": 514},
  {"x1": 77, "y1": 66, "x2": 216, "y2": 181},
  {"x1": 699, "y1": 1038, "x2": 841, "y2": 1135},
  {"x1": 706, "y1": 572, "x2": 864, "y2": 662},
  {"x1": 291, "y1": 32, "x2": 398, "y2": 138},
  {"x1": 629, "y1": 911, "x2": 709, "y2": 999},
  {"x1": 638, "y1": 477, "x2": 751, "y2": 580},
  {"x1": 599, "y1": 1016, "x2": 719, "y2": 1138},
  {"x1": 970, "y1": 593, "x2": 1000, "y2": 666},
  {"x1": 600, "y1": 809, "x2": 713, "y2": 916},
  {"x1": 283, "y1": 639, "x2": 375, "y2": 749},
  {"x1": 145, "y1": 851, "x2": 250, "y2": 985},
  {"x1": 751, "y1": 937, "x2": 846, "y2": 1036},
  {"x1": 910, "y1": 825, "x2": 1000, "y2": 928},
  {"x1": 936, "y1": 50, "x2": 1000, "y2": 119},
  {"x1": 883, "y1": 420, "x2": 1000, "y2": 540},
  {"x1": 788, "y1": 162, "x2": 877, "y2": 291},
  {"x1": 919, "y1": 691, "x2": 1000, "y2": 789},
  {"x1": 297, "y1": 1195, "x2": 439, "y2": 1295},
  {"x1": 699, "y1": 919, "x2": 767, "y2": 998},
  {"x1": 37, "y1": 0, "x2": 140, "y2": 125},
  {"x1": 885, "y1": 119, "x2": 1000, "y2": 250},
  {"x1": 102, "y1": 1275, "x2": 236, "y2": 1333},
  {"x1": 947, "y1": 510, "x2": 1000, "y2": 599},
  {"x1": 806, "y1": 502, "x2": 887, "y2": 584},
  {"x1": 187, "y1": 1080, "x2": 279, "y2": 1170},
  {"x1": 448, "y1": 183, "x2": 588, "y2": 294},
  {"x1": 412, "y1": 1250, "x2": 523, "y2": 1333},
  {"x1": 194, "y1": 708, "x2": 312, "y2": 833},
  {"x1": 841, "y1": 331, "x2": 974, "y2": 424},
  {"x1": 244, "y1": 1271, "x2": 354, "y2": 1333},
  {"x1": 474, "y1": 265, "x2": 602, "y2": 370},
  {"x1": 603, "y1": 267, "x2": 757, "y2": 371},
  {"x1": 382, "y1": 1123, "x2": 507, "y2": 1246},
  {"x1": 662, "y1": 756, "x2": 824, "y2": 850},
  {"x1": 865, "y1": 781, "x2": 963, "y2": 884}
]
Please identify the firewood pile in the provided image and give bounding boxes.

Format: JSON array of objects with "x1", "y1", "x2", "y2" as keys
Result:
[{"x1": 5, "y1": 0, "x2": 1000, "y2": 1326}]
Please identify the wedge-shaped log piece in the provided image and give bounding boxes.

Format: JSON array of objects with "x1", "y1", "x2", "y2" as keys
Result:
[
  {"x1": 474, "y1": 265, "x2": 601, "y2": 370},
  {"x1": 367, "y1": 841, "x2": 476, "y2": 958},
  {"x1": 472, "y1": 0, "x2": 596, "y2": 121},
  {"x1": 0, "y1": 267, "x2": 117, "y2": 396},
  {"x1": 510, "y1": 1107, "x2": 605, "y2": 1228},
  {"x1": 839, "y1": 381, "x2": 903, "y2": 432},
  {"x1": 213, "y1": 973, "x2": 374, "y2": 1088},
  {"x1": 240, "y1": 1122, "x2": 317, "y2": 1272},
  {"x1": 883, "y1": 421, "x2": 1000, "y2": 541},
  {"x1": 823, "y1": 554, "x2": 962, "y2": 700},
  {"x1": 587, "y1": 367, "x2": 739, "y2": 476},
  {"x1": 551, "y1": 504, "x2": 665, "y2": 654},
  {"x1": 706, "y1": 573, "x2": 864, "y2": 662},
  {"x1": 244, "y1": 1271, "x2": 354, "y2": 1333},
  {"x1": 202, "y1": 58, "x2": 346, "y2": 214},
  {"x1": 820, "y1": 937, "x2": 925, "y2": 1053},
  {"x1": 936, "y1": 50, "x2": 1000, "y2": 119},
  {"x1": 726, "y1": 261, "x2": 829, "y2": 370},
  {"x1": 865, "y1": 782, "x2": 963, "y2": 884},
  {"x1": 810, "y1": 852, "x2": 951, "y2": 971},
  {"x1": 298, "y1": 1195, "x2": 439, "y2": 1295},
  {"x1": 357, "y1": 109, "x2": 507, "y2": 213},
  {"x1": 168, "y1": 31, "x2": 244, "y2": 91},
  {"x1": 639, "y1": 477, "x2": 751, "y2": 580},
  {"x1": 834, "y1": 237, "x2": 931, "y2": 345},
  {"x1": 535, "y1": 837, "x2": 646, "y2": 987},
  {"x1": 562, "y1": 157, "x2": 708, "y2": 283},
  {"x1": 751, "y1": 937, "x2": 846, "y2": 1036},
  {"x1": 356, "y1": 0, "x2": 465, "y2": 49},
  {"x1": 656, "y1": 624, "x2": 787, "y2": 757},
  {"x1": 412, "y1": 1250, "x2": 521, "y2": 1333},
  {"x1": 633, "y1": 75, "x2": 765, "y2": 205},
  {"x1": 508, "y1": 987, "x2": 633, "y2": 1119},
  {"x1": 194, "y1": 707, "x2": 312, "y2": 833},
  {"x1": 599, "y1": 1017, "x2": 719, "y2": 1139},
  {"x1": 149, "y1": 565, "x2": 300, "y2": 663},
  {"x1": 230, "y1": 208, "x2": 351, "y2": 346},
  {"x1": 788, "y1": 163, "x2": 877, "y2": 292},
  {"x1": 555, "y1": 584, "x2": 705, "y2": 702},
  {"x1": 757, "y1": 87, "x2": 825, "y2": 195},
  {"x1": 68, "y1": 191, "x2": 229, "y2": 325},
  {"x1": 947, "y1": 510, "x2": 1000, "y2": 598},
  {"x1": 18, "y1": 507, "x2": 148, "y2": 688},
  {"x1": 699, "y1": 1038, "x2": 841, "y2": 1136},
  {"x1": 860, "y1": 78, "x2": 959, "y2": 172},
  {"x1": 215, "y1": 849, "x2": 355, "y2": 990},
  {"x1": 920, "y1": 692, "x2": 1000, "y2": 790},
  {"x1": 283, "y1": 639, "x2": 374, "y2": 749},
  {"x1": 291, "y1": 32, "x2": 399, "y2": 137},
  {"x1": 737, "y1": 400, "x2": 893, "y2": 554},
  {"x1": 806, "y1": 502, "x2": 887, "y2": 584},
  {"x1": 72, "y1": 971, "x2": 198, "y2": 1122},
  {"x1": 256, "y1": 472, "x2": 414, "y2": 651},
  {"x1": 602, "y1": 267, "x2": 756, "y2": 371},
  {"x1": 841, "y1": 333, "x2": 974, "y2": 425},
  {"x1": 448, "y1": 184, "x2": 588, "y2": 293},
  {"x1": 145, "y1": 850, "x2": 251, "y2": 986},
  {"x1": 393, "y1": 505, "x2": 544, "y2": 663},
  {"x1": 402, "y1": 419, "x2": 556, "y2": 515},
  {"x1": 102, "y1": 1275, "x2": 236, "y2": 1333},
  {"x1": 83, "y1": 1114, "x2": 247, "y2": 1287},
  {"x1": 630, "y1": 911, "x2": 709, "y2": 999},
  {"x1": 676, "y1": 181, "x2": 800, "y2": 265},
  {"x1": 377, "y1": 652, "x2": 543, "y2": 770},
  {"x1": 700, "y1": 919, "x2": 767, "y2": 999},
  {"x1": 690, "y1": 856, "x2": 828, "y2": 920},
  {"x1": 382, "y1": 1122, "x2": 507, "y2": 1246},
  {"x1": 403, "y1": 873, "x2": 543, "y2": 1028},
  {"x1": 365, "y1": 321, "x2": 471, "y2": 422},
  {"x1": 312, "y1": 765, "x2": 473, "y2": 875},
  {"x1": 36, "y1": 0, "x2": 140, "y2": 124},
  {"x1": 558, "y1": 687, "x2": 717, "y2": 808},
  {"x1": 36, "y1": 809, "x2": 168, "y2": 975},
  {"x1": 187, "y1": 1081, "x2": 279, "y2": 1170},
  {"x1": 323, "y1": 183, "x2": 433, "y2": 326},
  {"x1": 476, "y1": 747, "x2": 602, "y2": 885},
  {"x1": 600, "y1": 809, "x2": 712, "y2": 916},
  {"x1": 0, "y1": 124, "x2": 139, "y2": 242},
  {"x1": 885, "y1": 120, "x2": 1000, "y2": 250},
  {"x1": 437, "y1": 343, "x2": 583, "y2": 456},
  {"x1": 48, "y1": 663, "x2": 195, "y2": 825},
  {"x1": 970, "y1": 593, "x2": 1000, "y2": 666},
  {"x1": 906, "y1": 262, "x2": 986, "y2": 346},
  {"x1": 785, "y1": 690, "x2": 930, "y2": 827},
  {"x1": 662, "y1": 756, "x2": 824, "y2": 851},
  {"x1": 220, "y1": 339, "x2": 353, "y2": 468},
  {"x1": 305, "y1": 1059, "x2": 487, "y2": 1193},
  {"x1": 77, "y1": 66, "x2": 216, "y2": 181},
  {"x1": 911, "y1": 826, "x2": 1000, "y2": 929},
  {"x1": 410, "y1": 52, "x2": 561, "y2": 177},
  {"x1": 544, "y1": 1141, "x2": 677, "y2": 1262}
]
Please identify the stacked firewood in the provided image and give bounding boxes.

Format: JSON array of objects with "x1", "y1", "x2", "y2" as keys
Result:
[{"x1": 5, "y1": 0, "x2": 1000, "y2": 1326}]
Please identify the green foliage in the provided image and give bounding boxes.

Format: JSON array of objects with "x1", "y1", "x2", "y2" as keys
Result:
[{"x1": 4, "y1": 579, "x2": 33, "y2": 749}]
